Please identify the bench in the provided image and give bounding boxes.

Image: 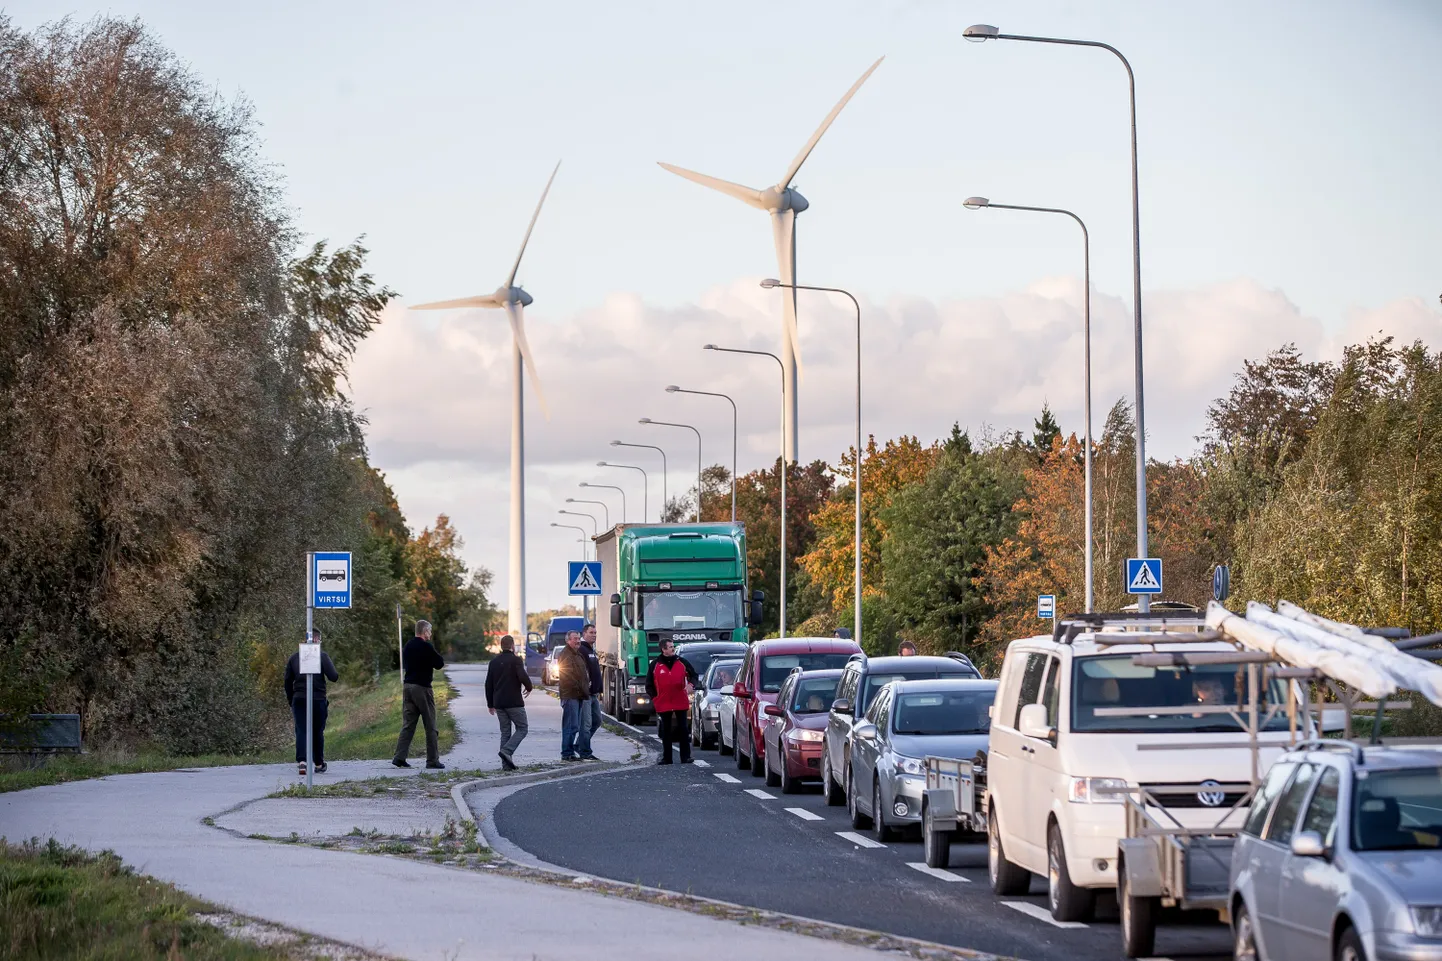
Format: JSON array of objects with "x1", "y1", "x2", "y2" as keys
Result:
[{"x1": 0, "y1": 714, "x2": 83, "y2": 753}]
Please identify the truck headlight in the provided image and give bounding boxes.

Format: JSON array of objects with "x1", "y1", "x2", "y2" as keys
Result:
[
  {"x1": 787, "y1": 729, "x2": 823, "y2": 743},
  {"x1": 1068, "y1": 777, "x2": 1129, "y2": 803},
  {"x1": 1412, "y1": 906, "x2": 1442, "y2": 938},
  {"x1": 895, "y1": 756, "x2": 925, "y2": 777}
]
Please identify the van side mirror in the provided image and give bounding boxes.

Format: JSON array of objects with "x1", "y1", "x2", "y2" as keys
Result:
[
  {"x1": 832, "y1": 697, "x2": 852, "y2": 716},
  {"x1": 748, "y1": 590, "x2": 764, "y2": 626},
  {"x1": 1018, "y1": 703, "x2": 1056, "y2": 743},
  {"x1": 609, "y1": 603, "x2": 622, "y2": 628}
]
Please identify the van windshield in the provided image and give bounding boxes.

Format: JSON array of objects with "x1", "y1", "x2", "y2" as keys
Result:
[
  {"x1": 1071, "y1": 656, "x2": 1290, "y2": 734},
  {"x1": 641, "y1": 590, "x2": 742, "y2": 630}
]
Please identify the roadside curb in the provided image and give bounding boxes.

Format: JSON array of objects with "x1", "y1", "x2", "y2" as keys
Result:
[{"x1": 449, "y1": 764, "x2": 622, "y2": 831}]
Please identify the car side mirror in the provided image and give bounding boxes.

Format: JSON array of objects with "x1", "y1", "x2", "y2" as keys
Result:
[
  {"x1": 733, "y1": 681, "x2": 750, "y2": 699},
  {"x1": 1290, "y1": 830, "x2": 1326, "y2": 858},
  {"x1": 764, "y1": 704, "x2": 783, "y2": 717},
  {"x1": 719, "y1": 685, "x2": 734, "y2": 696},
  {"x1": 854, "y1": 721, "x2": 877, "y2": 741},
  {"x1": 1018, "y1": 703, "x2": 1056, "y2": 743},
  {"x1": 832, "y1": 697, "x2": 852, "y2": 716}
]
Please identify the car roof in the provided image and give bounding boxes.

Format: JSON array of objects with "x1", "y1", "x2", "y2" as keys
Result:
[
  {"x1": 859, "y1": 655, "x2": 978, "y2": 674},
  {"x1": 753, "y1": 638, "x2": 862, "y2": 655},
  {"x1": 1293, "y1": 742, "x2": 1442, "y2": 772},
  {"x1": 889, "y1": 677, "x2": 999, "y2": 694},
  {"x1": 676, "y1": 641, "x2": 747, "y2": 651}
]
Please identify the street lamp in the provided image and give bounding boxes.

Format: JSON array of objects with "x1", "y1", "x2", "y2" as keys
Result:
[
  {"x1": 963, "y1": 23, "x2": 1150, "y2": 610},
  {"x1": 705, "y1": 343, "x2": 788, "y2": 637},
  {"x1": 762, "y1": 279, "x2": 863, "y2": 648},
  {"x1": 666, "y1": 385, "x2": 737, "y2": 522},
  {"x1": 639, "y1": 418, "x2": 702, "y2": 524},
  {"x1": 557, "y1": 509, "x2": 598, "y2": 537},
  {"x1": 597, "y1": 461, "x2": 648, "y2": 522},
  {"x1": 963, "y1": 197, "x2": 1094, "y2": 614},
  {"x1": 566, "y1": 497, "x2": 609, "y2": 530},
  {"x1": 610, "y1": 441, "x2": 667, "y2": 515},
  {"x1": 579, "y1": 482, "x2": 626, "y2": 525},
  {"x1": 551, "y1": 521, "x2": 589, "y2": 559}
]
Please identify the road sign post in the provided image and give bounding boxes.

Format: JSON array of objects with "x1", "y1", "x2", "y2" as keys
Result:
[
  {"x1": 304, "y1": 551, "x2": 351, "y2": 788},
  {"x1": 1037, "y1": 594, "x2": 1056, "y2": 619},
  {"x1": 1126, "y1": 557, "x2": 1164, "y2": 596}
]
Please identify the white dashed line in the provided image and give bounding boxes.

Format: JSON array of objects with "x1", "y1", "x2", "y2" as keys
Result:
[
  {"x1": 835, "y1": 831, "x2": 887, "y2": 849},
  {"x1": 1002, "y1": 901, "x2": 1087, "y2": 928},
  {"x1": 906, "y1": 862, "x2": 971, "y2": 883},
  {"x1": 692, "y1": 758, "x2": 711, "y2": 768},
  {"x1": 714, "y1": 773, "x2": 741, "y2": 784},
  {"x1": 745, "y1": 788, "x2": 775, "y2": 800},
  {"x1": 786, "y1": 807, "x2": 824, "y2": 821}
]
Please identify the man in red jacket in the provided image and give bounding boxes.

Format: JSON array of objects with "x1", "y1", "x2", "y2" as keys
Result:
[{"x1": 646, "y1": 638, "x2": 699, "y2": 765}]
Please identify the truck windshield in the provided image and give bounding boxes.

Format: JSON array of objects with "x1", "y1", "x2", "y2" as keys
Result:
[
  {"x1": 641, "y1": 590, "x2": 742, "y2": 630},
  {"x1": 1071, "y1": 656, "x2": 1290, "y2": 734}
]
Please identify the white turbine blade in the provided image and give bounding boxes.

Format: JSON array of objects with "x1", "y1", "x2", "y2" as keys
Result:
[
  {"x1": 770, "y1": 207, "x2": 801, "y2": 370},
  {"x1": 508, "y1": 302, "x2": 550, "y2": 420},
  {"x1": 780, "y1": 56, "x2": 884, "y2": 189},
  {"x1": 506, "y1": 160, "x2": 562, "y2": 289},
  {"x1": 410, "y1": 293, "x2": 504, "y2": 310},
  {"x1": 657, "y1": 162, "x2": 766, "y2": 209}
]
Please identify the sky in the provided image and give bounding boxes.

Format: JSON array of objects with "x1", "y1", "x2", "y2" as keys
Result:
[{"x1": 11, "y1": 1, "x2": 1441, "y2": 611}]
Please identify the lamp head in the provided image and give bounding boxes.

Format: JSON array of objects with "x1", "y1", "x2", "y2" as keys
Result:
[
  {"x1": 565, "y1": 498, "x2": 576, "y2": 503},
  {"x1": 963, "y1": 196, "x2": 990, "y2": 209},
  {"x1": 596, "y1": 461, "x2": 607, "y2": 466},
  {"x1": 549, "y1": 522, "x2": 559, "y2": 528},
  {"x1": 610, "y1": 440, "x2": 621, "y2": 447},
  {"x1": 579, "y1": 482, "x2": 590, "y2": 488},
  {"x1": 703, "y1": 344, "x2": 717, "y2": 350},
  {"x1": 638, "y1": 417, "x2": 652, "y2": 424},
  {"x1": 665, "y1": 385, "x2": 679, "y2": 393},
  {"x1": 964, "y1": 23, "x2": 999, "y2": 40},
  {"x1": 759, "y1": 278, "x2": 781, "y2": 289}
]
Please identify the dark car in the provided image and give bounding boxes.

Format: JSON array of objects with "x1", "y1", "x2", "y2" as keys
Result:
[
  {"x1": 821, "y1": 653, "x2": 981, "y2": 805},
  {"x1": 691, "y1": 657, "x2": 742, "y2": 750},
  {"x1": 675, "y1": 641, "x2": 748, "y2": 681},
  {"x1": 760, "y1": 668, "x2": 844, "y2": 793},
  {"x1": 732, "y1": 637, "x2": 862, "y2": 778}
]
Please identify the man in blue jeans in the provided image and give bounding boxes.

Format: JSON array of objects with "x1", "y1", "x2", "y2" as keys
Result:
[
  {"x1": 556, "y1": 631, "x2": 596, "y2": 761},
  {"x1": 580, "y1": 623, "x2": 604, "y2": 741}
]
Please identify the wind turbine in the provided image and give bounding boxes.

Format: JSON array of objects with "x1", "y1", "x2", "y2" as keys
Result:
[
  {"x1": 409, "y1": 161, "x2": 560, "y2": 641},
  {"x1": 659, "y1": 56, "x2": 882, "y2": 464}
]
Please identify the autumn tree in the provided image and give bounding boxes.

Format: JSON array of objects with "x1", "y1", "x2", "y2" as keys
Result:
[{"x1": 733, "y1": 459, "x2": 833, "y2": 635}]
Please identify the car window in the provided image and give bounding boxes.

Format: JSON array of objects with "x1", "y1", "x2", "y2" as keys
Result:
[
  {"x1": 706, "y1": 660, "x2": 740, "y2": 689},
  {"x1": 1352, "y1": 765, "x2": 1442, "y2": 851},
  {"x1": 792, "y1": 675, "x2": 841, "y2": 713},
  {"x1": 1041, "y1": 657, "x2": 1061, "y2": 728},
  {"x1": 865, "y1": 688, "x2": 888, "y2": 724},
  {"x1": 759, "y1": 653, "x2": 855, "y2": 693},
  {"x1": 1300, "y1": 767, "x2": 1341, "y2": 846},
  {"x1": 1013, "y1": 653, "x2": 1049, "y2": 728},
  {"x1": 1264, "y1": 763, "x2": 1317, "y2": 843},
  {"x1": 893, "y1": 689, "x2": 995, "y2": 735},
  {"x1": 876, "y1": 694, "x2": 892, "y2": 737},
  {"x1": 1244, "y1": 762, "x2": 1298, "y2": 837}
]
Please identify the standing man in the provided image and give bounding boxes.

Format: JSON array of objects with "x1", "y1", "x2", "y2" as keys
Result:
[
  {"x1": 556, "y1": 630, "x2": 597, "y2": 761},
  {"x1": 392, "y1": 619, "x2": 446, "y2": 770},
  {"x1": 646, "y1": 638, "x2": 699, "y2": 765},
  {"x1": 485, "y1": 634, "x2": 533, "y2": 770},
  {"x1": 284, "y1": 628, "x2": 339, "y2": 777},
  {"x1": 580, "y1": 623, "x2": 604, "y2": 742}
]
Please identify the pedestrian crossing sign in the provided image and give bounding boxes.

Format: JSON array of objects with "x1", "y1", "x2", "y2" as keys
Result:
[
  {"x1": 1126, "y1": 557, "x2": 1163, "y2": 595},
  {"x1": 568, "y1": 560, "x2": 602, "y2": 596}
]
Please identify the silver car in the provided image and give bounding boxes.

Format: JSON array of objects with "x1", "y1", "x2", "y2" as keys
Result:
[
  {"x1": 692, "y1": 658, "x2": 741, "y2": 751},
  {"x1": 1230, "y1": 741, "x2": 1442, "y2": 961},
  {"x1": 846, "y1": 677, "x2": 998, "y2": 841}
]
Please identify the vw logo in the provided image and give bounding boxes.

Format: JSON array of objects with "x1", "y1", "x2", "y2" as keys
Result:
[{"x1": 1197, "y1": 779, "x2": 1226, "y2": 807}]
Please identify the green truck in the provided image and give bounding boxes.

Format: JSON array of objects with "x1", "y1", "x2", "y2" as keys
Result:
[{"x1": 597, "y1": 522, "x2": 763, "y2": 724}]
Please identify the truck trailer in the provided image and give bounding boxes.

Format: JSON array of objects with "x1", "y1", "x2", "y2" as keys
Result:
[{"x1": 596, "y1": 522, "x2": 762, "y2": 724}]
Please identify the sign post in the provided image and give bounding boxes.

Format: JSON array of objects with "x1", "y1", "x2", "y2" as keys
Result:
[
  {"x1": 304, "y1": 551, "x2": 351, "y2": 789},
  {"x1": 304, "y1": 553, "x2": 314, "y2": 789}
]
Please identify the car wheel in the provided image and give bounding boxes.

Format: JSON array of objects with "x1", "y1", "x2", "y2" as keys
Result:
[
  {"x1": 987, "y1": 804, "x2": 1032, "y2": 896},
  {"x1": 764, "y1": 741, "x2": 781, "y2": 787},
  {"x1": 1047, "y1": 822, "x2": 1096, "y2": 923},
  {"x1": 1119, "y1": 856, "x2": 1158, "y2": 958},
  {"x1": 1230, "y1": 900, "x2": 1257, "y2": 961},
  {"x1": 691, "y1": 714, "x2": 701, "y2": 747},
  {"x1": 923, "y1": 799, "x2": 953, "y2": 869},
  {"x1": 718, "y1": 720, "x2": 733, "y2": 756},
  {"x1": 1336, "y1": 926, "x2": 1366, "y2": 961},
  {"x1": 848, "y1": 765, "x2": 871, "y2": 829},
  {"x1": 735, "y1": 721, "x2": 750, "y2": 770},
  {"x1": 779, "y1": 753, "x2": 800, "y2": 794},
  {"x1": 822, "y1": 748, "x2": 845, "y2": 807},
  {"x1": 873, "y1": 778, "x2": 898, "y2": 842},
  {"x1": 749, "y1": 731, "x2": 766, "y2": 777}
]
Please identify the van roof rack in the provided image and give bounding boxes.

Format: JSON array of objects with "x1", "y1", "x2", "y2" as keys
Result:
[
  {"x1": 1288, "y1": 738, "x2": 1366, "y2": 764},
  {"x1": 1052, "y1": 610, "x2": 1207, "y2": 645}
]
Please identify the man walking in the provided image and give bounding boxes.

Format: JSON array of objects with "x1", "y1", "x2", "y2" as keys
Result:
[
  {"x1": 392, "y1": 619, "x2": 446, "y2": 770},
  {"x1": 284, "y1": 629, "x2": 339, "y2": 777},
  {"x1": 580, "y1": 623, "x2": 604, "y2": 742},
  {"x1": 647, "y1": 637, "x2": 699, "y2": 764},
  {"x1": 556, "y1": 630, "x2": 597, "y2": 761},
  {"x1": 485, "y1": 634, "x2": 533, "y2": 770}
]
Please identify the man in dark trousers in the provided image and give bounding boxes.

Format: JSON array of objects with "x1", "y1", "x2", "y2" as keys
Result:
[
  {"x1": 556, "y1": 630, "x2": 596, "y2": 761},
  {"x1": 392, "y1": 619, "x2": 446, "y2": 769},
  {"x1": 646, "y1": 637, "x2": 699, "y2": 765},
  {"x1": 284, "y1": 628, "x2": 339, "y2": 777},
  {"x1": 579, "y1": 623, "x2": 604, "y2": 741},
  {"x1": 485, "y1": 634, "x2": 533, "y2": 770}
]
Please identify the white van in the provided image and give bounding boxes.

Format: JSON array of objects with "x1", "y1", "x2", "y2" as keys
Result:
[{"x1": 985, "y1": 615, "x2": 1303, "y2": 922}]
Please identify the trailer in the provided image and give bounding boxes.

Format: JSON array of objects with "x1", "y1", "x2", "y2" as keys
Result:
[{"x1": 921, "y1": 753, "x2": 988, "y2": 868}]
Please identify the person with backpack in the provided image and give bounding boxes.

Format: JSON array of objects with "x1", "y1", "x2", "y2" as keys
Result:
[{"x1": 646, "y1": 637, "x2": 699, "y2": 765}]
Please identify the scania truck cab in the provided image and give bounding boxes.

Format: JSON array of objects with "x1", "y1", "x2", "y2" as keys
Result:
[{"x1": 597, "y1": 523, "x2": 762, "y2": 725}]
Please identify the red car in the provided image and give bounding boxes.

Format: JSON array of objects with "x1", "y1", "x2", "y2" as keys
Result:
[
  {"x1": 732, "y1": 637, "x2": 861, "y2": 778},
  {"x1": 761, "y1": 668, "x2": 845, "y2": 793}
]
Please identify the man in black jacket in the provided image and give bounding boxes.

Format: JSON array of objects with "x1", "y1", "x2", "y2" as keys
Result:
[
  {"x1": 579, "y1": 623, "x2": 604, "y2": 741},
  {"x1": 284, "y1": 629, "x2": 339, "y2": 777},
  {"x1": 485, "y1": 634, "x2": 533, "y2": 770},
  {"x1": 392, "y1": 619, "x2": 446, "y2": 769}
]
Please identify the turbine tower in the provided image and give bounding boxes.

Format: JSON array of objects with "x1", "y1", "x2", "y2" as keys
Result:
[
  {"x1": 659, "y1": 57, "x2": 882, "y2": 464},
  {"x1": 410, "y1": 162, "x2": 560, "y2": 640}
]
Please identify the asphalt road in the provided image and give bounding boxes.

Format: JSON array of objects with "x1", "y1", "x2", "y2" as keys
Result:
[{"x1": 494, "y1": 757, "x2": 1233, "y2": 961}]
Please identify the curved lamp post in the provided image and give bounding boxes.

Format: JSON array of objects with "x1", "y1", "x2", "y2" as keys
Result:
[
  {"x1": 610, "y1": 441, "x2": 667, "y2": 516},
  {"x1": 666, "y1": 385, "x2": 738, "y2": 522},
  {"x1": 579, "y1": 482, "x2": 626, "y2": 524},
  {"x1": 597, "y1": 461, "x2": 648, "y2": 522},
  {"x1": 639, "y1": 418, "x2": 702, "y2": 524},
  {"x1": 566, "y1": 497, "x2": 609, "y2": 530}
]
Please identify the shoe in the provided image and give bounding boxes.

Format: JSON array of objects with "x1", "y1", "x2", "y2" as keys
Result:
[
  {"x1": 391, "y1": 759, "x2": 411, "y2": 768},
  {"x1": 579, "y1": 754, "x2": 598, "y2": 761},
  {"x1": 315, "y1": 762, "x2": 328, "y2": 774},
  {"x1": 499, "y1": 752, "x2": 517, "y2": 771},
  {"x1": 561, "y1": 755, "x2": 579, "y2": 762},
  {"x1": 425, "y1": 761, "x2": 446, "y2": 770},
  {"x1": 298, "y1": 762, "x2": 306, "y2": 776},
  {"x1": 657, "y1": 757, "x2": 673, "y2": 765},
  {"x1": 680, "y1": 757, "x2": 694, "y2": 764}
]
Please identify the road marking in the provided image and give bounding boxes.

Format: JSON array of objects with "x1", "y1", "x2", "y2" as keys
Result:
[
  {"x1": 1002, "y1": 901, "x2": 1087, "y2": 929},
  {"x1": 745, "y1": 788, "x2": 775, "y2": 800},
  {"x1": 692, "y1": 758, "x2": 710, "y2": 768},
  {"x1": 714, "y1": 773, "x2": 741, "y2": 784},
  {"x1": 906, "y1": 862, "x2": 971, "y2": 882},
  {"x1": 835, "y1": 831, "x2": 887, "y2": 849},
  {"x1": 786, "y1": 807, "x2": 824, "y2": 821}
]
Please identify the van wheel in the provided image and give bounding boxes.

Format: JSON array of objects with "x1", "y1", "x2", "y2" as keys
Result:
[
  {"x1": 822, "y1": 750, "x2": 845, "y2": 806},
  {"x1": 988, "y1": 805, "x2": 1031, "y2": 895},
  {"x1": 923, "y1": 801, "x2": 953, "y2": 869},
  {"x1": 735, "y1": 722, "x2": 750, "y2": 770},
  {"x1": 1119, "y1": 856, "x2": 1158, "y2": 958},
  {"x1": 1048, "y1": 822, "x2": 1096, "y2": 922},
  {"x1": 848, "y1": 766, "x2": 871, "y2": 829}
]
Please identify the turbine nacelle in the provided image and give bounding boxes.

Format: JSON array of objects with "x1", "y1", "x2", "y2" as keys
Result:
[
  {"x1": 758, "y1": 185, "x2": 808, "y2": 214},
  {"x1": 508, "y1": 286, "x2": 533, "y2": 307}
]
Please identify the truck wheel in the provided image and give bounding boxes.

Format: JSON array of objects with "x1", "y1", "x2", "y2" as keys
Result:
[
  {"x1": 735, "y1": 721, "x2": 750, "y2": 770},
  {"x1": 988, "y1": 805, "x2": 1032, "y2": 895},
  {"x1": 1120, "y1": 857, "x2": 1159, "y2": 958},
  {"x1": 923, "y1": 801, "x2": 953, "y2": 868},
  {"x1": 1048, "y1": 822, "x2": 1096, "y2": 923},
  {"x1": 822, "y1": 750, "x2": 845, "y2": 807}
]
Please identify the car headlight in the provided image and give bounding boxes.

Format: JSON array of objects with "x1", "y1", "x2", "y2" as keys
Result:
[
  {"x1": 1068, "y1": 776, "x2": 1129, "y2": 803},
  {"x1": 787, "y1": 729, "x2": 824, "y2": 742},
  {"x1": 1412, "y1": 907, "x2": 1442, "y2": 938},
  {"x1": 895, "y1": 756, "x2": 925, "y2": 777}
]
